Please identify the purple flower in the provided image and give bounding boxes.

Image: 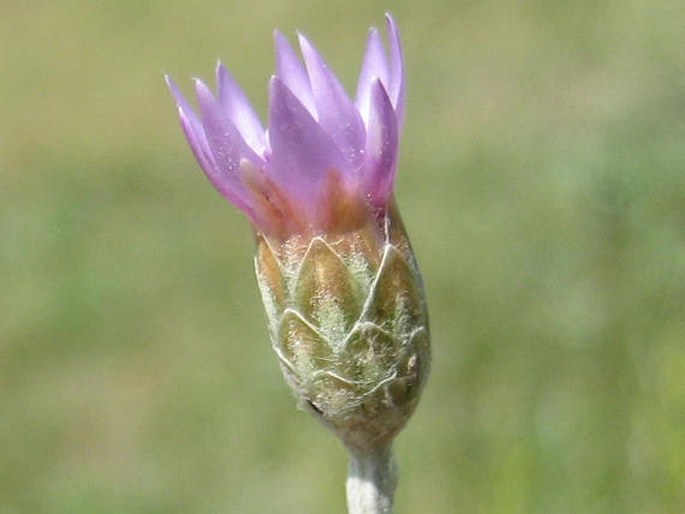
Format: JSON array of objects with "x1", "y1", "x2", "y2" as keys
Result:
[
  {"x1": 166, "y1": 14, "x2": 404, "y2": 238},
  {"x1": 165, "y1": 15, "x2": 430, "y2": 481}
]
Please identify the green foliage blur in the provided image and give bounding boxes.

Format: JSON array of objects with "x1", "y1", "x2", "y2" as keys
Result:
[{"x1": 2, "y1": 1, "x2": 684, "y2": 512}]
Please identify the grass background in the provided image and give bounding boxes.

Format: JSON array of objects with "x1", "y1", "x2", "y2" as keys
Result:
[{"x1": 2, "y1": 0, "x2": 685, "y2": 512}]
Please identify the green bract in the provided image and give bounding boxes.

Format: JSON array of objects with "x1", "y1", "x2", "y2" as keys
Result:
[{"x1": 255, "y1": 205, "x2": 430, "y2": 453}]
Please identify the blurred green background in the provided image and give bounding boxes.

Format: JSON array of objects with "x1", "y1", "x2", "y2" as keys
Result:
[{"x1": 2, "y1": 0, "x2": 684, "y2": 512}]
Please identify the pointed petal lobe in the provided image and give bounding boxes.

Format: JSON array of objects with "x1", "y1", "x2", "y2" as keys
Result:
[
  {"x1": 298, "y1": 33, "x2": 365, "y2": 169},
  {"x1": 216, "y1": 62, "x2": 265, "y2": 153},
  {"x1": 267, "y1": 76, "x2": 346, "y2": 204},
  {"x1": 363, "y1": 79, "x2": 398, "y2": 207},
  {"x1": 274, "y1": 31, "x2": 317, "y2": 117},
  {"x1": 166, "y1": 75, "x2": 216, "y2": 171},
  {"x1": 385, "y1": 13, "x2": 405, "y2": 127},
  {"x1": 355, "y1": 27, "x2": 389, "y2": 124},
  {"x1": 191, "y1": 79, "x2": 260, "y2": 214}
]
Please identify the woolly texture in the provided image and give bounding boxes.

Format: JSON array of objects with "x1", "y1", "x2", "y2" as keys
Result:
[{"x1": 255, "y1": 202, "x2": 429, "y2": 452}]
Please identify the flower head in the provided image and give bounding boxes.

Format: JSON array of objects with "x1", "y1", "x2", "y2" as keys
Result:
[
  {"x1": 166, "y1": 14, "x2": 404, "y2": 239},
  {"x1": 167, "y1": 15, "x2": 429, "y2": 454}
]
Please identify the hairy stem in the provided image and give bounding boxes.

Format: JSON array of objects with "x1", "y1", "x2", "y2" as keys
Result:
[{"x1": 346, "y1": 444, "x2": 397, "y2": 514}]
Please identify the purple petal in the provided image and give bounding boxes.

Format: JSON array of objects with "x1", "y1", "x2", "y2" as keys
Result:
[
  {"x1": 178, "y1": 106, "x2": 255, "y2": 216},
  {"x1": 267, "y1": 76, "x2": 347, "y2": 203},
  {"x1": 166, "y1": 76, "x2": 255, "y2": 215},
  {"x1": 274, "y1": 31, "x2": 317, "y2": 118},
  {"x1": 195, "y1": 79, "x2": 264, "y2": 165},
  {"x1": 363, "y1": 79, "x2": 398, "y2": 206},
  {"x1": 385, "y1": 13, "x2": 405, "y2": 127},
  {"x1": 165, "y1": 74, "x2": 213, "y2": 162},
  {"x1": 216, "y1": 62, "x2": 266, "y2": 154},
  {"x1": 175, "y1": 106, "x2": 215, "y2": 182},
  {"x1": 167, "y1": 75, "x2": 237, "y2": 199},
  {"x1": 297, "y1": 33, "x2": 365, "y2": 169},
  {"x1": 193, "y1": 79, "x2": 263, "y2": 213},
  {"x1": 355, "y1": 28, "x2": 389, "y2": 124},
  {"x1": 195, "y1": 79, "x2": 243, "y2": 173}
]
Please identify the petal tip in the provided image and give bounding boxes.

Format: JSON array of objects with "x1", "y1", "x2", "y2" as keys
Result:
[
  {"x1": 164, "y1": 73, "x2": 179, "y2": 94},
  {"x1": 296, "y1": 31, "x2": 311, "y2": 53},
  {"x1": 193, "y1": 77, "x2": 212, "y2": 95}
]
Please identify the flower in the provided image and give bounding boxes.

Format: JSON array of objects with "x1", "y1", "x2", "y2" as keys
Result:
[
  {"x1": 166, "y1": 14, "x2": 404, "y2": 240},
  {"x1": 167, "y1": 14, "x2": 429, "y2": 454}
]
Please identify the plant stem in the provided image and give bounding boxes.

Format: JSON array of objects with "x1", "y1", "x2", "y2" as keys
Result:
[{"x1": 346, "y1": 444, "x2": 397, "y2": 514}]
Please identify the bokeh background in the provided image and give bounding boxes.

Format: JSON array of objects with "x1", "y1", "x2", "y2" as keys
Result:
[{"x1": 2, "y1": 0, "x2": 684, "y2": 512}]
